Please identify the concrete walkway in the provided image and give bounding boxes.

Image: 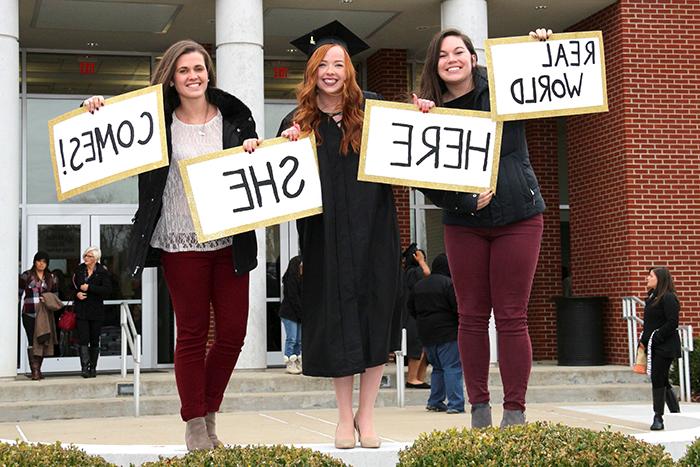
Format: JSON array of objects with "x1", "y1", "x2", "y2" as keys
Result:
[{"x1": 1, "y1": 401, "x2": 696, "y2": 466}]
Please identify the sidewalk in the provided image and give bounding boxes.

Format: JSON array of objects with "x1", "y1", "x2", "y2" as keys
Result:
[{"x1": 1, "y1": 401, "x2": 696, "y2": 466}]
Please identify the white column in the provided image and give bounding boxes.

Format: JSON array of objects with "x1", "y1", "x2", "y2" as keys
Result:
[
  {"x1": 441, "y1": 0, "x2": 488, "y2": 64},
  {"x1": 215, "y1": 0, "x2": 266, "y2": 369},
  {"x1": 0, "y1": 0, "x2": 20, "y2": 378}
]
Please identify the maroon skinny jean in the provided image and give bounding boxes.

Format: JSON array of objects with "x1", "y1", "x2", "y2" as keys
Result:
[
  {"x1": 161, "y1": 246, "x2": 249, "y2": 421},
  {"x1": 444, "y1": 214, "x2": 543, "y2": 412}
]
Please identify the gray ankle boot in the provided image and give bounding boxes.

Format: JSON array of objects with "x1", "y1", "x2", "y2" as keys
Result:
[
  {"x1": 185, "y1": 416, "x2": 214, "y2": 451},
  {"x1": 205, "y1": 412, "x2": 223, "y2": 447},
  {"x1": 500, "y1": 409, "x2": 526, "y2": 428},
  {"x1": 470, "y1": 403, "x2": 492, "y2": 429}
]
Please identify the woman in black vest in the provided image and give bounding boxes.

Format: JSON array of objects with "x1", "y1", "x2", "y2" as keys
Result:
[{"x1": 640, "y1": 266, "x2": 682, "y2": 430}]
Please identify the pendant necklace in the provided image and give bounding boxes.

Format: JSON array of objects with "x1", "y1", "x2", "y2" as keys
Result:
[{"x1": 198, "y1": 105, "x2": 211, "y2": 136}]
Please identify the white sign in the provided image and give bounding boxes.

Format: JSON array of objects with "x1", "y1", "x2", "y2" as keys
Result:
[
  {"x1": 359, "y1": 100, "x2": 502, "y2": 193},
  {"x1": 180, "y1": 135, "x2": 323, "y2": 242},
  {"x1": 485, "y1": 31, "x2": 608, "y2": 120},
  {"x1": 48, "y1": 85, "x2": 168, "y2": 201}
]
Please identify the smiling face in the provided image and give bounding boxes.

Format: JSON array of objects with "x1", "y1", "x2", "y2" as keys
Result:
[
  {"x1": 646, "y1": 270, "x2": 658, "y2": 291},
  {"x1": 315, "y1": 45, "x2": 347, "y2": 97},
  {"x1": 172, "y1": 51, "x2": 209, "y2": 101},
  {"x1": 437, "y1": 34, "x2": 477, "y2": 88}
]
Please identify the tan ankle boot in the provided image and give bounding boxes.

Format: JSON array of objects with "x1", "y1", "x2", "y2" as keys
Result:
[
  {"x1": 185, "y1": 416, "x2": 213, "y2": 451},
  {"x1": 205, "y1": 412, "x2": 223, "y2": 447}
]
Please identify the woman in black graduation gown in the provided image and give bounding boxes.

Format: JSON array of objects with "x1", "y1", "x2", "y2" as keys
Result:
[{"x1": 243, "y1": 26, "x2": 400, "y2": 450}]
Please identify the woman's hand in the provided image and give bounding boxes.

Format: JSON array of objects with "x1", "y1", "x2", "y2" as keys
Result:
[
  {"x1": 412, "y1": 93, "x2": 435, "y2": 113},
  {"x1": 281, "y1": 122, "x2": 301, "y2": 141},
  {"x1": 77, "y1": 292, "x2": 87, "y2": 300},
  {"x1": 80, "y1": 284, "x2": 89, "y2": 292},
  {"x1": 529, "y1": 28, "x2": 553, "y2": 41},
  {"x1": 476, "y1": 190, "x2": 494, "y2": 210},
  {"x1": 82, "y1": 96, "x2": 105, "y2": 113},
  {"x1": 242, "y1": 138, "x2": 263, "y2": 153}
]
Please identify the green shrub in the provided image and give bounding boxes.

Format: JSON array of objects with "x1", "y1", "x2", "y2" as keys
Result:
[
  {"x1": 0, "y1": 441, "x2": 114, "y2": 466},
  {"x1": 678, "y1": 437, "x2": 700, "y2": 466},
  {"x1": 670, "y1": 337, "x2": 700, "y2": 394},
  {"x1": 143, "y1": 445, "x2": 348, "y2": 466},
  {"x1": 397, "y1": 422, "x2": 673, "y2": 466}
]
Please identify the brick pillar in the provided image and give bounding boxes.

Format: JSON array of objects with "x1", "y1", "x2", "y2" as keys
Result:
[
  {"x1": 526, "y1": 119, "x2": 562, "y2": 360},
  {"x1": 567, "y1": 0, "x2": 700, "y2": 364},
  {"x1": 367, "y1": 49, "x2": 412, "y2": 251}
]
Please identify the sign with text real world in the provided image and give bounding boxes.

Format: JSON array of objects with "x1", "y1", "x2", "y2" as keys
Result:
[
  {"x1": 485, "y1": 31, "x2": 608, "y2": 120},
  {"x1": 48, "y1": 85, "x2": 168, "y2": 201},
  {"x1": 359, "y1": 100, "x2": 503, "y2": 193},
  {"x1": 180, "y1": 136, "x2": 323, "y2": 243}
]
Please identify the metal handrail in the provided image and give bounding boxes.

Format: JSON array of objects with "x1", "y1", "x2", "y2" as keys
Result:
[
  {"x1": 394, "y1": 329, "x2": 407, "y2": 407},
  {"x1": 622, "y1": 296, "x2": 693, "y2": 402},
  {"x1": 120, "y1": 302, "x2": 141, "y2": 416}
]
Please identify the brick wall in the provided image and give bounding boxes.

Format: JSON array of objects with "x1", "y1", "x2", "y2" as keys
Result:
[
  {"x1": 526, "y1": 119, "x2": 562, "y2": 360},
  {"x1": 367, "y1": 49, "x2": 412, "y2": 252},
  {"x1": 566, "y1": 0, "x2": 700, "y2": 363}
]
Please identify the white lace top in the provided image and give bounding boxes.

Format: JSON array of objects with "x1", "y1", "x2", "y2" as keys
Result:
[{"x1": 150, "y1": 110, "x2": 233, "y2": 252}]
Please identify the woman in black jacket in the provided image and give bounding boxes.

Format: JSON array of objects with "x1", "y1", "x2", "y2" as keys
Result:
[
  {"x1": 640, "y1": 266, "x2": 682, "y2": 430},
  {"x1": 412, "y1": 28, "x2": 550, "y2": 428},
  {"x1": 72, "y1": 246, "x2": 112, "y2": 379},
  {"x1": 83, "y1": 40, "x2": 259, "y2": 450}
]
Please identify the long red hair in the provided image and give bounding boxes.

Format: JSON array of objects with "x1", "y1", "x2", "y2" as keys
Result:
[{"x1": 294, "y1": 44, "x2": 364, "y2": 155}]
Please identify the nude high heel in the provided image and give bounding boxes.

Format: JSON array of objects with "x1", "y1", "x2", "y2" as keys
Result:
[
  {"x1": 354, "y1": 419, "x2": 381, "y2": 449},
  {"x1": 334, "y1": 423, "x2": 356, "y2": 449}
]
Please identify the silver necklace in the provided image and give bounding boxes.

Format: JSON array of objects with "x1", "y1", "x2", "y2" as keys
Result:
[{"x1": 198, "y1": 105, "x2": 211, "y2": 136}]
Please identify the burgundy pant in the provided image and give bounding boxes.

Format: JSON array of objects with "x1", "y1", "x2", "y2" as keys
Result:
[
  {"x1": 445, "y1": 214, "x2": 543, "y2": 412},
  {"x1": 161, "y1": 246, "x2": 249, "y2": 421}
]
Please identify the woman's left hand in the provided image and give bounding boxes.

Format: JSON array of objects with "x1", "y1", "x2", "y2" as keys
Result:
[
  {"x1": 77, "y1": 292, "x2": 87, "y2": 300},
  {"x1": 242, "y1": 138, "x2": 263, "y2": 153},
  {"x1": 80, "y1": 284, "x2": 89, "y2": 292},
  {"x1": 529, "y1": 28, "x2": 553, "y2": 41}
]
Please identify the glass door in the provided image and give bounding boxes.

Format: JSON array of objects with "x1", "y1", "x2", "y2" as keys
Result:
[{"x1": 23, "y1": 215, "x2": 155, "y2": 374}]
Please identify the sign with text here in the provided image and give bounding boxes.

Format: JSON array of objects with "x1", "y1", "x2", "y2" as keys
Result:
[
  {"x1": 485, "y1": 31, "x2": 608, "y2": 120},
  {"x1": 180, "y1": 135, "x2": 322, "y2": 243},
  {"x1": 48, "y1": 84, "x2": 168, "y2": 201},
  {"x1": 359, "y1": 100, "x2": 502, "y2": 193}
]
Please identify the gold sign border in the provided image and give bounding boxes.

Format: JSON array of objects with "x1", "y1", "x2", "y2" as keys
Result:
[
  {"x1": 485, "y1": 31, "x2": 608, "y2": 121},
  {"x1": 359, "y1": 99, "x2": 503, "y2": 194},
  {"x1": 179, "y1": 134, "x2": 321, "y2": 243},
  {"x1": 48, "y1": 84, "x2": 169, "y2": 201}
]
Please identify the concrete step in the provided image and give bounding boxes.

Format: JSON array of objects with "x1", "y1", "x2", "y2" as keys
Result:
[
  {"x1": 0, "y1": 382, "x2": 652, "y2": 423},
  {"x1": 0, "y1": 365, "x2": 647, "y2": 403}
]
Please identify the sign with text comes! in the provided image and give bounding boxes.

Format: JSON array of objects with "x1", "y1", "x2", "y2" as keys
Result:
[
  {"x1": 359, "y1": 100, "x2": 503, "y2": 193},
  {"x1": 485, "y1": 31, "x2": 608, "y2": 120},
  {"x1": 48, "y1": 84, "x2": 168, "y2": 201},
  {"x1": 179, "y1": 135, "x2": 323, "y2": 243}
]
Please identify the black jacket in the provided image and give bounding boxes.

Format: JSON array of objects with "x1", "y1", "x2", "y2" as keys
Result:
[
  {"x1": 641, "y1": 291, "x2": 682, "y2": 359},
  {"x1": 421, "y1": 68, "x2": 546, "y2": 227},
  {"x1": 279, "y1": 257, "x2": 302, "y2": 323},
  {"x1": 407, "y1": 272, "x2": 458, "y2": 346},
  {"x1": 127, "y1": 88, "x2": 259, "y2": 277},
  {"x1": 72, "y1": 263, "x2": 112, "y2": 321}
]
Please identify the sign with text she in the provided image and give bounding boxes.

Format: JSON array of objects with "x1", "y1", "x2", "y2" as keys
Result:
[
  {"x1": 359, "y1": 100, "x2": 503, "y2": 193},
  {"x1": 180, "y1": 135, "x2": 323, "y2": 243},
  {"x1": 485, "y1": 31, "x2": 608, "y2": 120},
  {"x1": 48, "y1": 85, "x2": 168, "y2": 201}
]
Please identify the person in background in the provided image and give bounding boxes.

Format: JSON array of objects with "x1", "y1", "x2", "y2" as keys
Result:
[
  {"x1": 19, "y1": 251, "x2": 58, "y2": 380},
  {"x1": 413, "y1": 27, "x2": 551, "y2": 428},
  {"x1": 280, "y1": 256, "x2": 303, "y2": 374},
  {"x1": 72, "y1": 246, "x2": 112, "y2": 379},
  {"x1": 402, "y1": 243, "x2": 431, "y2": 389},
  {"x1": 640, "y1": 267, "x2": 681, "y2": 431},
  {"x1": 408, "y1": 253, "x2": 464, "y2": 414},
  {"x1": 83, "y1": 39, "x2": 259, "y2": 450}
]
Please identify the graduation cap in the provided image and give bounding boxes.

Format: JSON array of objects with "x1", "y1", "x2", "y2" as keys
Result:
[{"x1": 290, "y1": 20, "x2": 370, "y2": 57}]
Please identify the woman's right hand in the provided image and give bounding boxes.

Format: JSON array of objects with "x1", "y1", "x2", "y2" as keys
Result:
[
  {"x1": 412, "y1": 93, "x2": 435, "y2": 113},
  {"x1": 82, "y1": 96, "x2": 105, "y2": 113},
  {"x1": 281, "y1": 122, "x2": 301, "y2": 141},
  {"x1": 242, "y1": 138, "x2": 263, "y2": 153},
  {"x1": 76, "y1": 291, "x2": 87, "y2": 300},
  {"x1": 476, "y1": 190, "x2": 494, "y2": 210}
]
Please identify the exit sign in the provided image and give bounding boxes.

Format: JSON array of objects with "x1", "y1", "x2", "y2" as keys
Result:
[
  {"x1": 273, "y1": 66, "x2": 288, "y2": 79},
  {"x1": 80, "y1": 62, "x2": 96, "y2": 74}
]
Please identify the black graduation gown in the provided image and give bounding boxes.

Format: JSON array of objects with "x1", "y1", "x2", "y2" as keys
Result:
[{"x1": 289, "y1": 115, "x2": 401, "y2": 377}]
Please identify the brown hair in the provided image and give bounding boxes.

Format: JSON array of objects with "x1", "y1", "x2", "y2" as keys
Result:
[
  {"x1": 293, "y1": 44, "x2": 364, "y2": 155},
  {"x1": 649, "y1": 266, "x2": 678, "y2": 307},
  {"x1": 416, "y1": 29, "x2": 479, "y2": 106},
  {"x1": 152, "y1": 40, "x2": 216, "y2": 109}
]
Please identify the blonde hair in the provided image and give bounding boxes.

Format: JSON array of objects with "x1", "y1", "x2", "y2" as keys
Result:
[{"x1": 83, "y1": 246, "x2": 101, "y2": 263}]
